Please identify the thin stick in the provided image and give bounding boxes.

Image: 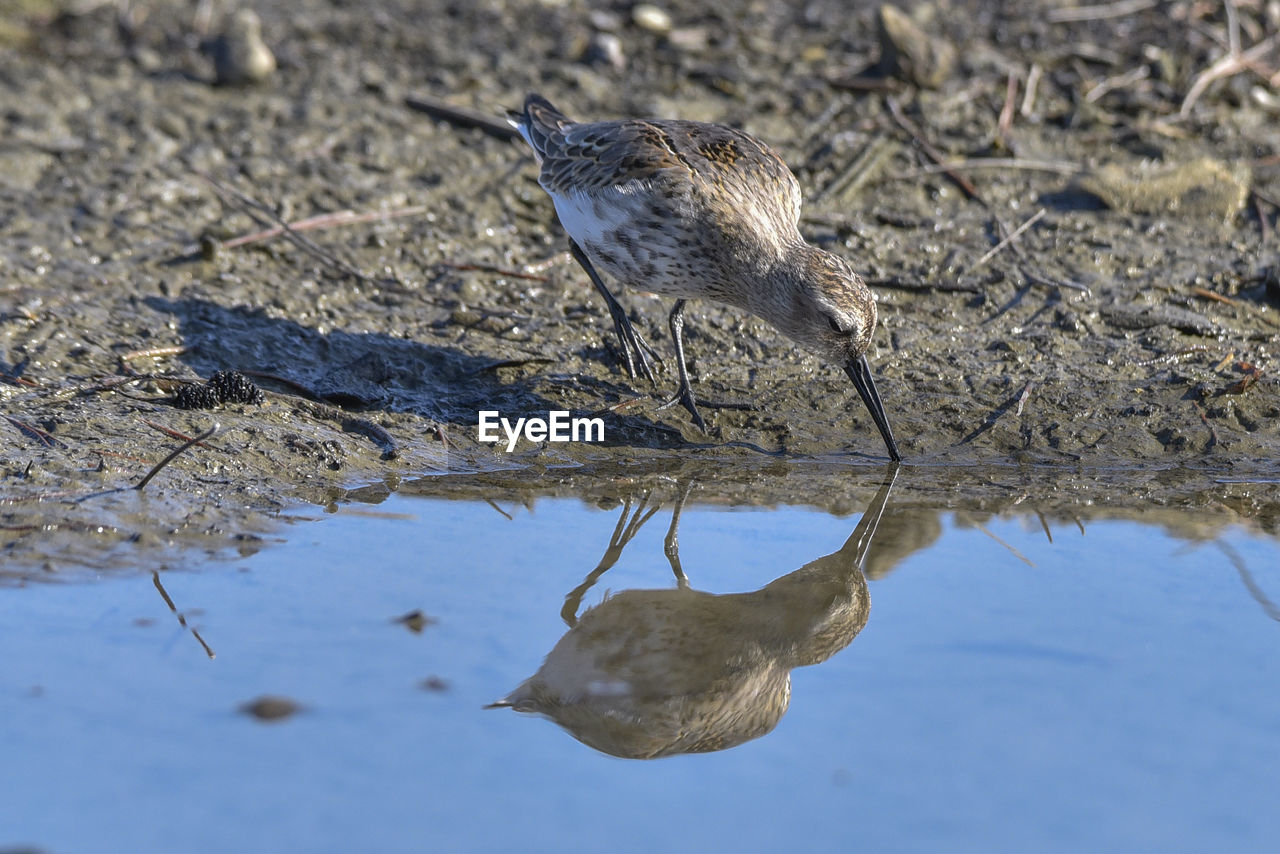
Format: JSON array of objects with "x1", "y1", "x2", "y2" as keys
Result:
[
  {"x1": 1225, "y1": 0, "x2": 1241, "y2": 57},
  {"x1": 220, "y1": 205, "x2": 428, "y2": 250},
  {"x1": 404, "y1": 92, "x2": 521, "y2": 141},
  {"x1": 0, "y1": 373, "x2": 38, "y2": 387},
  {"x1": 1191, "y1": 286, "x2": 1238, "y2": 305},
  {"x1": 984, "y1": 211, "x2": 1091, "y2": 294},
  {"x1": 141, "y1": 418, "x2": 214, "y2": 445},
  {"x1": 4, "y1": 416, "x2": 62, "y2": 448},
  {"x1": 153, "y1": 571, "x2": 216, "y2": 659},
  {"x1": 817, "y1": 134, "x2": 892, "y2": 203},
  {"x1": 1014, "y1": 380, "x2": 1035, "y2": 417},
  {"x1": 998, "y1": 71, "x2": 1018, "y2": 142},
  {"x1": 1046, "y1": 0, "x2": 1158, "y2": 23},
  {"x1": 433, "y1": 422, "x2": 451, "y2": 451},
  {"x1": 974, "y1": 208, "x2": 1047, "y2": 268},
  {"x1": 484, "y1": 498, "x2": 514, "y2": 520},
  {"x1": 194, "y1": 171, "x2": 376, "y2": 284},
  {"x1": 885, "y1": 96, "x2": 983, "y2": 203},
  {"x1": 974, "y1": 521, "x2": 1035, "y2": 567},
  {"x1": 1219, "y1": 541, "x2": 1280, "y2": 623},
  {"x1": 1181, "y1": 31, "x2": 1280, "y2": 117},
  {"x1": 1035, "y1": 510, "x2": 1053, "y2": 544},
  {"x1": 891, "y1": 157, "x2": 1081, "y2": 179},
  {"x1": 120, "y1": 345, "x2": 188, "y2": 362},
  {"x1": 1021, "y1": 265, "x2": 1092, "y2": 294},
  {"x1": 135, "y1": 423, "x2": 221, "y2": 491},
  {"x1": 520, "y1": 251, "x2": 572, "y2": 274},
  {"x1": 438, "y1": 261, "x2": 550, "y2": 282},
  {"x1": 1020, "y1": 63, "x2": 1042, "y2": 117},
  {"x1": 1084, "y1": 64, "x2": 1151, "y2": 103}
]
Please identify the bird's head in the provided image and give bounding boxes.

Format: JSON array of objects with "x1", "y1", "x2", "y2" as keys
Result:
[{"x1": 776, "y1": 246, "x2": 901, "y2": 462}]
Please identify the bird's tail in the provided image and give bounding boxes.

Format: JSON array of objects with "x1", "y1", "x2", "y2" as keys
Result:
[{"x1": 506, "y1": 93, "x2": 572, "y2": 163}]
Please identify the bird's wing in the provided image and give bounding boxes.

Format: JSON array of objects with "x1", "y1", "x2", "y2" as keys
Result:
[{"x1": 538, "y1": 119, "x2": 802, "y2": 225}]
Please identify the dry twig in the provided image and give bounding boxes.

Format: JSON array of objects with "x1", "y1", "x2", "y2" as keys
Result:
[
  {"x1": 4, "y1": 416, "x2": 63, "y2": 448},
  {"x1": 1181, "y1": 31, "x2": 1280, "y2": 117},
  {"x1": 404, "y1": 92, "x2": 522, "y2": 141},
  {"x1": 1192, "y1": 286, "x2": 1239, "y2": 305},
  {"x1": 438, "y1": 261, "x2": 550, "y2": 282},
  {"x1": 891, "y1": 157, "x2": 1080, "y2": 180},
  {"x1": 974, "y1": 208, "x2": 1047, "y2": 269},
  {"x1": 220, "y1": 206, "x2": 428, "y2": 250},
  {"x1": 194, "y1": 171, "x2": 382, "y2": 286},
  {"x1": 141, "y1": 418, "x2": 215, "y2": 446},
  {"x1": 1020, "y1": 63, "x2": 1043, "y2": 117},
  {"x1": 885, "y1": 96, "x2": 984, "y2": 203},
  {"x1": 135, "y1": 423, "x2": 222, "y2": 491},
  {"x1": 153, "y1": 571, "x2": 216, "y2": 659},
  {"x1": 1046, "y1": 0, "x2": 1159, "y2": 23},
  {"x1": 997, "y1": 71, "x2": 1018, "y2": 143},
  {"x1": 1014, "y1": 380, "x2": 1036, "y2": 417}
]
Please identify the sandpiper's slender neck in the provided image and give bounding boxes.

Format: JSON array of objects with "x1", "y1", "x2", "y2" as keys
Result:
[{"x1": 753, "y1": 238, "x2": 817, "y2": 311}]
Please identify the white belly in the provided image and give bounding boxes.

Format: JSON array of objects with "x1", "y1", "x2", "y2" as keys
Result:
[{"x1": 549, "y1": 184, "x2": 641, "y2": 247}]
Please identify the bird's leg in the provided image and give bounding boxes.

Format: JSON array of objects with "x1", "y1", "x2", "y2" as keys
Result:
[
  {"x1": 656, "y1": 299, "x2": 708, "y2": 432},
  {"x1": 662, "y1": 480, "x2": 694, "y2": 589},
  {"x1": 567, "y1": 239, "x2": 659, "y2": 384},
  {"x1": 560, "y1": 492, "x2": 661, "y2": 626}
]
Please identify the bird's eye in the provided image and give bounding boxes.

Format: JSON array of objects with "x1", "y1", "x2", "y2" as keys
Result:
[{"x1": 826, "y1": 315, "x2": 845, "y2": 334}]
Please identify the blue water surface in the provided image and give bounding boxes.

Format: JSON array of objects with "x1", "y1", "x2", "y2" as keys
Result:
[{"x1": 2, "y1": 483, "x2": 1277, "y2": 853}]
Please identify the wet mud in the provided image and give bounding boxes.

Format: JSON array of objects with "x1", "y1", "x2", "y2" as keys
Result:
[{"x1": 2, "y1": 0, "x2": 1278, "y2": 578}]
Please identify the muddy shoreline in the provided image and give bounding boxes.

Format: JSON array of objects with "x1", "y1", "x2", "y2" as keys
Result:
[{"x1": 2, "y1": 0, "x2": 1278, "y2": 577}]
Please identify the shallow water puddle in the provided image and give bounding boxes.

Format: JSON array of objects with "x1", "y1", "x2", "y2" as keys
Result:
[{"x1": 2, "y1": 476, "x2": 1278, "y2": 853}]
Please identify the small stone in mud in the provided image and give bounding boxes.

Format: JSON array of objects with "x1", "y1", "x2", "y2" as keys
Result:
[
  {"x1": 632, "y1": 4, "x2": 673, "y2": 35},
  {"x1": 393, "y1": 609, "x2": 437, "y2": 633},
  {"x1": 1077, "y1": 157, "x2": 1251, "y2": 220},
  {"x1": 419, "y1": 675, "x2": 450, "y2": 692},
  {"x1": 581, "y1": 32, "x2": 626, "y2": 70},
  {"x1": 239, "y1": 695, "x2": 302, "y2": 722},
  {"x1": 877, "y1": 4, "x2": 956, "y2": 89},
  {"x1": 208, "y1": 8, "x2": 276, "y2": 86}
]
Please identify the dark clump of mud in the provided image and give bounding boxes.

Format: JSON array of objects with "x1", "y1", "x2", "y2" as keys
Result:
[{"x1": 2, "y1": 0, "x2": 1278, "y2": 578}]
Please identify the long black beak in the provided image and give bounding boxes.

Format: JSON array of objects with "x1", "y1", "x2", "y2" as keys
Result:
[{"x1": 844, "y1": 354, "x2": 902, "y2": 462}]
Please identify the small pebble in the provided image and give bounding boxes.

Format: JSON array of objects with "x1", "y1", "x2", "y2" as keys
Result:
[
  {"x1": 582, "y1": 32, "x2": 626, "y2": 70},
  {"x1": 209, "y1": 9, "x2": 276, "y2": 86},
  {"x1": 588, "y1": 10, "x2": 622, "y2": 32},
  {"x1": 666, "y1": 27, "x2": 708, "y2": 51},
  {"x1": 239, "y1": 695, "x2": 301, "y2": 722},
  {"x1": 1249, "y1": 85, "x2": 1280, "y2": 115},
  {"x1": 877, "y1": 4, "x2": 955, "y2": 89},
  {"x1": 632, "y1": 4, "x2": 673, "y2": 35}
]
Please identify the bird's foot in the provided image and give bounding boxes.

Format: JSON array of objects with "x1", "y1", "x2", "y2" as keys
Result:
[
  {"x1": 657, "y1": 383, "x2": 708, "y2": 433},
  {"x1": 604, "y1": 312, "x2": 662, "y2": 385}
]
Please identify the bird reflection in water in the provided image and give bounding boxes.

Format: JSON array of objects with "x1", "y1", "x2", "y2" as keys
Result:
[{"x1": 486, "y1": 465, "x2": 899, "y2": 758}]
